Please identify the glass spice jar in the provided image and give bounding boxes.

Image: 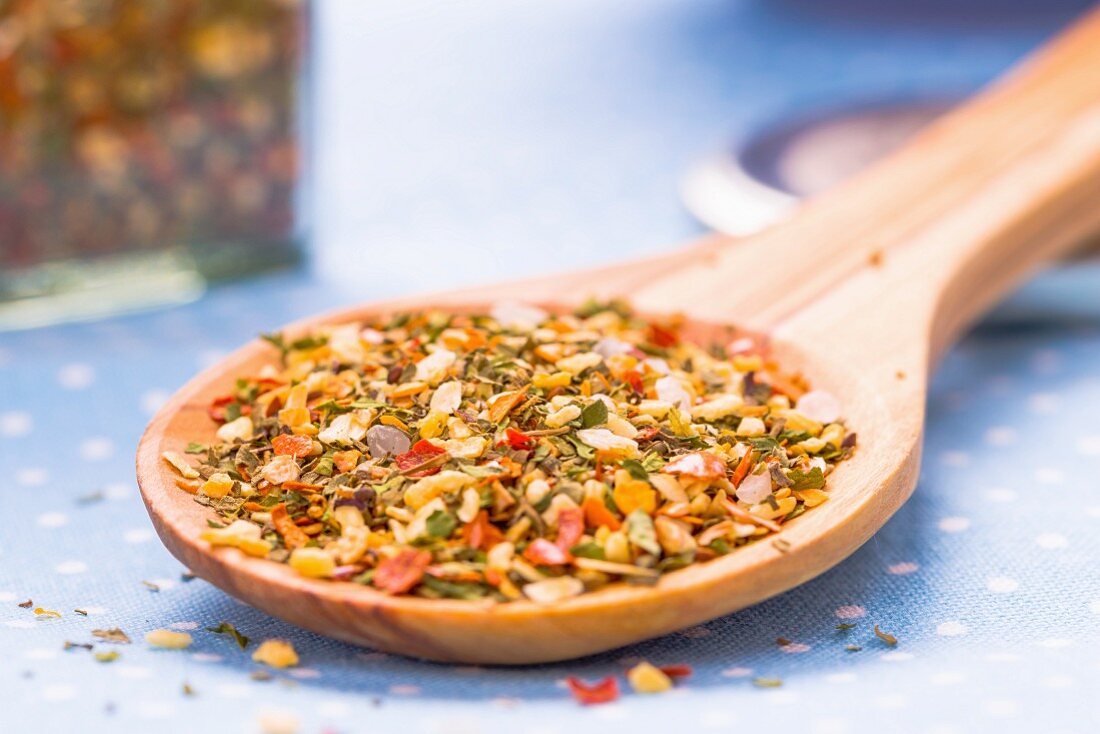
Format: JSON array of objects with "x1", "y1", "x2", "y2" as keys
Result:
[{"x1": 0, "y1": 0, "x2": 309, "y2": 328}]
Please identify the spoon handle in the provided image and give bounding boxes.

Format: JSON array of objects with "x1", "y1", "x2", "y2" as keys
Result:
[{"x1": 630, "y1": 5, "x2": 1100, "y2": 356}]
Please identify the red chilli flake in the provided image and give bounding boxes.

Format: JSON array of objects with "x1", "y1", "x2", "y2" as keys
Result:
[
  {"x1": 373, "y1": 549, "x2": 432, "y2": 594},
  {"x1": 565, "y1": 675, "x2": 620, "y2": 705},
  {"x1": 662, "y1": 451, "x2": 727, "y2": 481},
  {"x1": 523, "y1": 538, "x2": 571, "y2": 566},
  {"x1": 659, "y1": 664, "x2": 693, "y2": 680},
  {"x1": 395, "y1": 440, "x2": 447, "y2": 477},
  {"x1": 555, "y1": 507, "x2": 584, "y2": 551},
  {"x1": 272, "y1": 433, "x2": 314, "y2": 458},
  {"x1": 500, "y1": 427, "x2": 535, "y2": 451},
  {"x1": 623, "y1": 369, "x2": 644, "y2": 394},
  {"x1": 207, "y1": 395, "x2": 251, "y2": 423},
  {"x1": 647, "y1": 322, "x2": 680, "y2": 348}
]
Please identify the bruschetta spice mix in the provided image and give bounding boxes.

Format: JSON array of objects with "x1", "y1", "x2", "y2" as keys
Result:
[{"x1": 163, "y1": 301, "x2": 855, "y2": 603}]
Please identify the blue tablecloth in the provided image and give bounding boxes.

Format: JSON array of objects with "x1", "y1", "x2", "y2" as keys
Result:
[{"x1": 3, "y1": 1, "x2": 1098, "y2": 732}]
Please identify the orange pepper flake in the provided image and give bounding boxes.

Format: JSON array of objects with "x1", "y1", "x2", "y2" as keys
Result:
[
  {"x1": 270, "y1": 503, "x2": 310, "y2": 550},
  {"x1": 730, "y1": 449, "x2": 756, "y2": 488},
  {"x1": 272, "y1": 433, "x2": 314, "y2": 458},
  {"x1": 462, "y1": 510, "x2": 504, "y2": 551},
  {"x1": 612, "y1": 478, "x2": 657, "y2": 515},
  {"x1": 332, "y1": 449, "x2": 362, "y2": 474},
  {"x1": 373, "y1": 549, "x2": 432, "y2": 594},
  {"x1": 582, "y1": 495, "x2": 621, "y2": 531}
]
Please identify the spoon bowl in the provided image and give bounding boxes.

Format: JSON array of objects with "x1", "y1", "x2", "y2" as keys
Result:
[{"x1": 138, "y1": 7, "x2": 1100, "y2": 663}]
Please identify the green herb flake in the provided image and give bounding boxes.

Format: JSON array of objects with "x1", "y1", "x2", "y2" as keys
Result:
[
  {"x1": 579, "y1": 400, "x2": 608, "y2": 428},
  {"x1": 835, "y1": 623, "x2": 856, "y2": 631},
  {"x1": 753, "y1": 677, "x2": 783, "y2": 688},
  {"x1": 625, "y1": 510, "x2": 660, "y2": 556},
  {"x1": 206, "y1": 622, "x2": 250, "y2": 650},
  {"x1": 425, "y1": 510, "x2": 458, "y2": 538},
  {"x1": 185, "y1": 442, "x2": 207, "y2": 454},
  {"x1": 787, "y1": 467, "x2": 825, "y2": 490}
]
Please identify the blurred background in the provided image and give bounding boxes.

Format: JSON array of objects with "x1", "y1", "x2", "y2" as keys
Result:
[{"x1": 2, "y1": 0, "x2": 1097, "y2": 329}]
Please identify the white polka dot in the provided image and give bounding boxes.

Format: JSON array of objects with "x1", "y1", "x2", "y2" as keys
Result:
[
  {"x1": 936, "y1": 621, "x2": 967, "y2": 637},
  {"x1": 5, "y1": 620, "x2": 36, "y2": 629},
  {"x1": 721, "y1": 667, "x2": 753, "y2": 678},
  {"x1": 115, "y1": 666, "x2": 153, "y2": 680},
  {"x1": 1037, "y1": 638, "x2": 1072, "y2": 649},
  {"x1": 1033, "y1": 467, "x2": 1065, "y2": 484},
  {"x1": 940, "y1": 451, "x2": 969, "y2": 467},
  {"x1": 141, "y1": 389, "x2": 170, "y2": 415},
  {"x1": 930, "y1": 671, "x2": 966, "y2": 685},
  {"x1": 123, "y1": 528, "x2": 153, "y2": 544},
  {"x1": 147, "y1": 578, "x2": 177, "y2": 591},
  {"x1": 1043, "y1": 675, "x2": 1074, "y2": 689},
  {"x1": 170, "y1": 621, "x2": 199, "y2": 631},
  {"x1": 591, "y1": 705, "x2": 630, "y2": 721},
  {"x1": 104, "y1": 482, "x2": 133, "y2": 500},
  {"x1": 58, "y1": 363, "x2": 95, "y2": 390},
  {"x1": 699, "y1": 711, "x2": 736, "y2": 728},
  {"x1": 23, "y1": 648, "x2": 58, "y2": 660},
  {"x1": 288, "y1": 667, "x2": 322, "y2": 679},
  {"x1": 874, "y1": 694, "x2": 908, "y2": 710},
  {"x1": 79, "y1": 437, "x2": 114, "y2": 461},
  {"x1": 811, "y1": 718, "x2": 851, "y2": 734},
  {"x1": 0, "y1": 592, "x2": 15, "y2": 602},
  {"x1": 17, "y1": 468, "x2": 48, "y2": 486},
  {"x1": 1028, "y1": 392, "x2": 1059, "y2": 414},
  {"x1": 938, "y1": 517, "x2": 970, "y2": 533},
  {"x1": 1030, "y1": 349, "x2": 1060, "y2": 374},
  {"x1": 983, "y1": 488, "x2": 1017, "y2": 503},
  {"x1": 888, "y1": 562, "x2": 919, "y2": 575},
  {"x1": 0, "y1": 411, "x2": 32, "y2": 437},
  {"x1": 135, "y1": 702, "x2": 176, "y2": 720},
  {"x1": 834, "y1": 605, "x2": 866, "y2": 619},
  {"x1": 318, "y1": 700, "x2": 352, "y2": 719},
  {"x1": 825, "y1": 672, "x2": 857, "y2": 684},
  {"x1": 1076, "y1": 435, "x2": 1100, "y2": 456},
  {"x1": 1035, "y1": 533, "x2": 1068, "y2": 549},
  {"x1": 779, "y1": 642, "x2": 811, "y2": 654},
  {"x1": 40, "y1": 685, "x2": 77, "y2": 702},
  {"x1": 1089, "y1": 600, "x2": 1100, "y2": 615},
  {"x1": 982, "y1": 699, "x2": 1020, "y2": 717},
  {"x1": 55, "y1": 560, "x2": 87, "y2": 575},
  {"x1": 192, "y1": 653, "x2": 224, "y2": 663},
  {"x1": 986, "y1": 577, "x2": 1019, "y2": 594},
  {"x1": 764, "y1": 690, "x2": 799, "y2": 705},
  {"x1": 217, "y1": 684, "x2": 252, "y2": 699},
  {"x1": 985, "y1": 652, "x2": 1021, "y2": 663},
  {"x1": 36, "y1": 512, "x2": 69, "y2": 528},
  {"x1": 1088, "y1": 506, "x2": 1100, "y2": 519},
  {"x1": 880, "y1": 652, "x2": 913, "y2": 662},
  {"x1": 983, "y1": 427, "x2": 1017, "y2": 446}
]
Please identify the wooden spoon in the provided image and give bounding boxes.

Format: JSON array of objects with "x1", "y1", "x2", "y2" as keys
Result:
[{"x1": 137, "y1": 8, "x2": 1100, "y2": 664}]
